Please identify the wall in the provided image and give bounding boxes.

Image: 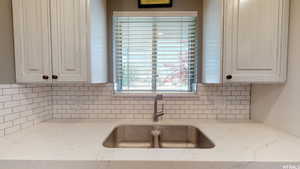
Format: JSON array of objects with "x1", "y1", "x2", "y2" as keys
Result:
[
  {"x1": 0, "y1": 0, "x2": 252, "y2": 137},
  {"x1": 52, "y1": 83, "x2": 250, "y2": 120},
  {"x1": 0, "y1": 0, "x2": 54, "y2": 137},
  {"x1": 251, "y1": 0, "x2": 300, "y2": 137},
  {"x1": 0, "y1": 0, "x2": 16, "y2": 83},
  {"x1": 0, "y1": 0, "x2": 51, "y2": 137},
  {"x1": 107, "y1": 0, "x2": 203, "y2": 82},
  {"x1": 0, "y1": 84, "x2": 52, "y2": 137}
]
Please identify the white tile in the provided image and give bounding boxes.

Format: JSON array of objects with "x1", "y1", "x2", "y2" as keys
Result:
[
  {"x1": 0, "y1": 108, "x2": 12, "y2": 116},
  {"x1": 4, "y1": 125, "x2": 20, "y2": 135},
  {"x1": 4, "y1": 100, "x2": 20, "y2": 108},
  {"x1": 12, "y1": 105, "x2": 27, "y2": 113},
  {"x1": 19, "y1": 120, "x2": 34, "y2": 129},
  {"x1": 13, "y1": 117, "x2": 27, "y2": 125},
  {"x1": 0, "y1": 95, "x2": 12, "y2": 102},
  {"x1": 3, "y1": 88, "x2": 19, "y2": 95},
  {"x1": 4, "y1": 113, "x2": 20, "y2": 122}
]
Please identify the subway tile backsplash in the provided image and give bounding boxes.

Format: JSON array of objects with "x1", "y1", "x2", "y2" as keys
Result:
[
  {"x1": 0, "y1": 83, "x2": 250, "y2": 136},
  {"x1": 52, "y1": 83, "x2": 251, "y2": 121},
  {"x1": 0, "y1": 84, "x2": 52, "y2": 137}
]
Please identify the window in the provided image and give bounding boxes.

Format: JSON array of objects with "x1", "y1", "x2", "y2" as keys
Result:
[{"x1": 113, "y1": 12, "x2": 198, "y2": 93}]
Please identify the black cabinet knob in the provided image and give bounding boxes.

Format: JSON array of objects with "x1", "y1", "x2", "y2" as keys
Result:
[
  {"x1": 52, "y1": 75, "x2": 58, "y2": 80},
  {"x1": 226, "y1": 75, "x2": 233, "y2": 80},
  {"x1": 42, "y1": 75, "x2": 49, "y2": 80}
]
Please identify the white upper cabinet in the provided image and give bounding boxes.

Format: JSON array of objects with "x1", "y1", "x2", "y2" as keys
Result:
[
  {"x1": 223, "y1": 0, "x2": 289, "y2": 83},
  {"x1": 12, "y1": 0, "x2": 52, "y2": 83},
  {"x1": 12, "y1": 0, "x2": 108, "y2": 83},
  {"x1": 203, "y1": 0, "x2": 289, "y2": 84}
]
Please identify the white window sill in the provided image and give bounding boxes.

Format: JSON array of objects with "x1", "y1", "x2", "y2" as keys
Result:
[{"x1": 112, "y1": 91, "x2": 198, "y2": 98}]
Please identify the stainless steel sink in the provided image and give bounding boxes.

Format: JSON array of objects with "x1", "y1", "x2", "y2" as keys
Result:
[{"x1": 103, "y1": 125, "x2": 215, "y2": 149}]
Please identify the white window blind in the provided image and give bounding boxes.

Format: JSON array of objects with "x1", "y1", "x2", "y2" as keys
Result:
[{"x1": 113, "y1": 12, "x2": 198, "y2": 92}]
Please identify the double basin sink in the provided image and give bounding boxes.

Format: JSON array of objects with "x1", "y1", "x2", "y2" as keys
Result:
[{"x1": 103, "y1": 125, "x2": 215, "y2": 149}]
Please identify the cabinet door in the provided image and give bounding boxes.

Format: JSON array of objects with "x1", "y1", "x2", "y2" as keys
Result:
[
  {"x1": 51, "y1": 0, "x2": 88, "y2": 82},
  {"x1": 12, "y1": 0, "x2": 52, "y2": 83},
  {"x1": 223, "y1": 0, "x2": 289, "y2": 83}
]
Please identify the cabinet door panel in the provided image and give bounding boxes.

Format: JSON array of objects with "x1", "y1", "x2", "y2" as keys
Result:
[
  {"x1": 51, "y1": 0, "x2": 88, "y2": 82},
  {"x1": 237, "y1": 0, "x2": 276, "y2": 70},
  {"x1": 13, "y1": 0, "x2": 52, "y2": 83},
  {"x1": 223, "y1": 0, "x2": 289, "y2": 83}
]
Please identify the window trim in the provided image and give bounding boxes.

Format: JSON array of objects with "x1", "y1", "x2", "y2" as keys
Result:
[{"x1": 113, "y1": 11, "x2": 199, "y2": 94}]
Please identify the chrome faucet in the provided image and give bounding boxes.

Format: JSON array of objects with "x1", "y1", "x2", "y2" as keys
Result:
[{"x1": 153, "y1": 95, "x2": 164, "y2": 122}]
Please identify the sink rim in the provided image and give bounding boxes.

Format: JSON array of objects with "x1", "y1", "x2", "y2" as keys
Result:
[{"x1": 102, "y1": 124, "x2": 216, "y2": 149}]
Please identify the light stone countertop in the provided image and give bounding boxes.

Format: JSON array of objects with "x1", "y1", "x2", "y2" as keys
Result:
[{"x1": 0, "y1": 119, "x2": 300, "y2": 162}]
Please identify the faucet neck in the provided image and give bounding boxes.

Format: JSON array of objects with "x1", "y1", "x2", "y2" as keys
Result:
[{"x1": 153, "y1": 95, "x2": 164, "y2": 122}]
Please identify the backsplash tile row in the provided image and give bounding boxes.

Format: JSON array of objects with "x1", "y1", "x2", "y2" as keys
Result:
[
  {"x1": 52, "y1": 83, "x2": 251, "y2": 120},
  {"x1": 0, "y1": 84, "x2": 52, "y2": 137}
]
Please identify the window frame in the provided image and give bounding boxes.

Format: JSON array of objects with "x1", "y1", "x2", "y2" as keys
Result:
[{"x1": 113, "y1": 11, "x2": 199, "y2": 94}]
